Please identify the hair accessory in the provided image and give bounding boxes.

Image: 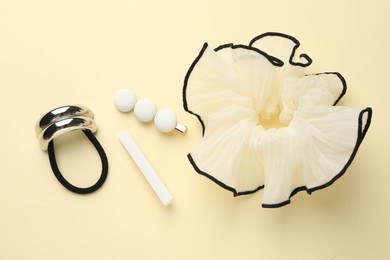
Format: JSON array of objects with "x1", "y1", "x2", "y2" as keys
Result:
[
  {"x1": 119, "y1": 130, "x2": 173, "y2": 206},
  {"x1": 35, "y1": 104, "x2": 94, "y2": 136},
  {"x1": 36, "y1": 105, "x2": 108, "y2": 194},
  {"x1": 183, "y1": 32, "x2": 372, "y2": 208},
  {"x1": 114, "y1": 89, "x2": 187, "y2": 133}
]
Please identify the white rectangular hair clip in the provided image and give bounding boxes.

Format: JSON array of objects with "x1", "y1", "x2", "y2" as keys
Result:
[{"x1": 119, "y1": 130, "x2": 173, "y2": 206}]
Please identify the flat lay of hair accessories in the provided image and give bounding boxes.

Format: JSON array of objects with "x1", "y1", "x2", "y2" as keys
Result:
[
  {"x1": 183, "y1": 32, "x2": 372, "y2": 208},
  {"x1": 36, "y1": 105, "x2": 108, "y2": 194}
]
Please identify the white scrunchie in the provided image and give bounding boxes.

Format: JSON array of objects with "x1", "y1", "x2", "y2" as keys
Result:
[{"x1": 183, "y1": 32, "x2": 372, "y2": 208}]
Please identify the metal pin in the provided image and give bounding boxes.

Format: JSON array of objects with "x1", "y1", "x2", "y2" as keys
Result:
[{"x1": 175, "y1": 123, "x2": 187, "y2": 133}]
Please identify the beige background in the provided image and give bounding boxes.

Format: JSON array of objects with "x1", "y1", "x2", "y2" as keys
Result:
[{"x1": 0, "y1": 1, "x2": 389, "y2": 259}]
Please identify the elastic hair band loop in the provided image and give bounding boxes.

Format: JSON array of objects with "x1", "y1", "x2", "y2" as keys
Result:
[{"x1": 47, "y1": 129, "x2": 108, "y2": 194}]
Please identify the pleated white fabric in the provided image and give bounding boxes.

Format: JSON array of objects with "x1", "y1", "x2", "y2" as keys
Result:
[{"x1": 184, "y1": 33, "x2": 372, "y2": 207}]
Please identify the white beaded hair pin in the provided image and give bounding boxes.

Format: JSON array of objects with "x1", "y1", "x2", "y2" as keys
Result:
[{"x1": 114, "y1": 88, "x2": 187, "y2": 133}]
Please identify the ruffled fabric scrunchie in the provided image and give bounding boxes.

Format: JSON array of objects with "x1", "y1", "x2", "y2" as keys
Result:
[{"x1": 183, "y1": 32, "x2": 372, "y2": 208}]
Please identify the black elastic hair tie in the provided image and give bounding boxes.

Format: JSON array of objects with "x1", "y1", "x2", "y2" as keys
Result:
[
  {"x1": 48, "y1": 130, "x2": 108, "y2": 194},
  {"x1": 36, "y1": 105, "x2": 109, "y2": 194}
]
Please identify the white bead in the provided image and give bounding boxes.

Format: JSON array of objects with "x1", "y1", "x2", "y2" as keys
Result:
[
  {"x1": 114, "y1": 89, "x2": 137, "y2": 112},
  {"x1": 134, "y1": 99, "x2": 157, "y2": 123},
  {"x1": 154, "y1": 108, "x2": 178, "y2": 133}
]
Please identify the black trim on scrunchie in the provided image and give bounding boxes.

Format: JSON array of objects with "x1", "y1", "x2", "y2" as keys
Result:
[{"x1": 47, "y1": 129, "x2": 108, "y2": 194}]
